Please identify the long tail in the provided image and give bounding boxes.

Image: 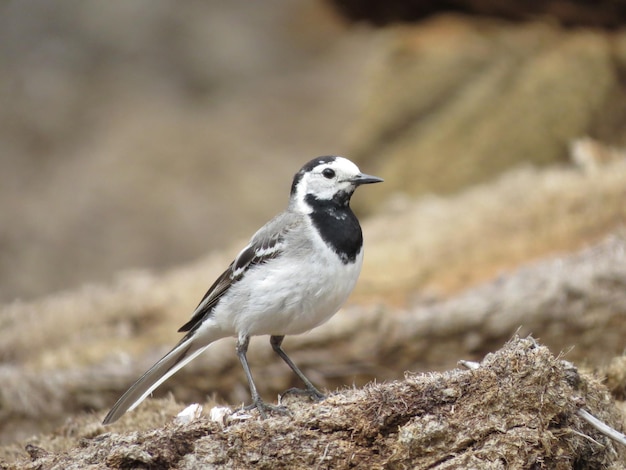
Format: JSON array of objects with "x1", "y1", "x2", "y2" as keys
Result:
[{"x1": 102, "y1": 330, "x2": 220, "y2": 424}]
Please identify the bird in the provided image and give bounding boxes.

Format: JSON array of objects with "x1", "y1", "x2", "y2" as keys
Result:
[{"x1": 102, "y1": 156, "x2": 383, "y2": 424}]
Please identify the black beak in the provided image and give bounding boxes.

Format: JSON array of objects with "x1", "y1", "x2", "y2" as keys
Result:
[{"x1": 352, "y1": 173, "x2": 384, "y2": 185}]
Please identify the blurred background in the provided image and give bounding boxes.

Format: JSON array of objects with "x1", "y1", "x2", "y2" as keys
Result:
[
  {"x1": 1, "y1": 0, "x2": 626, "y2": 454},
  {"x1": 1, "y1": 0, "x2": 625, "y2": 302},
  {"x1": 0, "y1": 0, "x2": 376, "y2": 302}
]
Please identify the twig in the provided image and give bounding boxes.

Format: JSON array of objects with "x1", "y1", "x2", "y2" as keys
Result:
[
  {"x1": 577, "y1": 408, "x2": 626, "y2": 447},
  {"x1": 315, "y1": 443, "x2": 331, "y2": 470}
]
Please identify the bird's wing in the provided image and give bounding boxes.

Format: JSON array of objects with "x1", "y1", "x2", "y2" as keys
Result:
[{"x1": 177, "y1": 212, "x2": 299, "y2": 334}]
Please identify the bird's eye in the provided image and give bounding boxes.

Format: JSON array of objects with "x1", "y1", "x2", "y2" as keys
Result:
[{"x1": 322, "y1": 168, "x2": 335, "y2": 179}]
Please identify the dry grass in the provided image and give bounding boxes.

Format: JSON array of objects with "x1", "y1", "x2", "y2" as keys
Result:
[{"x1": 2, "y1": 338, "x2": 624, "y2": 469}]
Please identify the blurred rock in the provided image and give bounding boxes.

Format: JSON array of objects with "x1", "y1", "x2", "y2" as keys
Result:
[{"x1": 348, "y1": 16, "x2": 626, "y2": 209}]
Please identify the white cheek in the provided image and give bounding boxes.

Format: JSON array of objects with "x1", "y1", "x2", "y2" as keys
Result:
[{"x1": 314, "y1": 185, "x2": 338, "y2": 200}]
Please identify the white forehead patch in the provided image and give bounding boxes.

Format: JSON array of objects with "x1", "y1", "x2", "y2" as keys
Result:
[{"x1": 320, "y1": 157, "x2": 361, "y2": 177}]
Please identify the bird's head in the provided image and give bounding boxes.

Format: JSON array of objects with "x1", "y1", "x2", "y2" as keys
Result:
[{"x1": 289, "y1": 156, "x2": 383, "y2": 213}]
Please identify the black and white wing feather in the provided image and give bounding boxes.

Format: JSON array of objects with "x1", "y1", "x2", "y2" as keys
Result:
[{"x1": 177, "y1": 212, "x2": 299, "y2": 334}]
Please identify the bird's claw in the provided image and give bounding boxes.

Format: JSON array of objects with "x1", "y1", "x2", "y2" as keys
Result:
[{"x1": 244, "y1": 400, "x2": 290, "y2": 419}]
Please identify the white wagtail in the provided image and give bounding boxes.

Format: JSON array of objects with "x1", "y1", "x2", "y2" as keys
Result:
[{"x1": 102, "y1": 156, "x2": 383, "y2": 424}]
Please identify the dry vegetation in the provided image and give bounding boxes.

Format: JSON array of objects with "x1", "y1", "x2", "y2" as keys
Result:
[{"x1": 3, "y1": 338, "x2": 626, "y2": 469}]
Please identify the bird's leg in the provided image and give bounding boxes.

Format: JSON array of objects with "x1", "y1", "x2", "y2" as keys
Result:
[
  {"x1": 236, "y1": 335, "x2": 288, "y2": 418},
  {"x1": 270, "y1": 335, "x2": 326, "y2": 401}
]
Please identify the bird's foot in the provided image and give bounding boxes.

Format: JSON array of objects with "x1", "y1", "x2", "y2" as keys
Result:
[
  {"x1": 279, "y1": 386, "x2": 326, "y2": 402},
  {"x1": 243, "y1": 399, "x2": 290, "y2": 419}
]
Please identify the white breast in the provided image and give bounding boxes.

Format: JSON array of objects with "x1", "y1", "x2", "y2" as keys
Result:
[{"x1": 209, "y1": 218, "x2": 363, "y2": 338}]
